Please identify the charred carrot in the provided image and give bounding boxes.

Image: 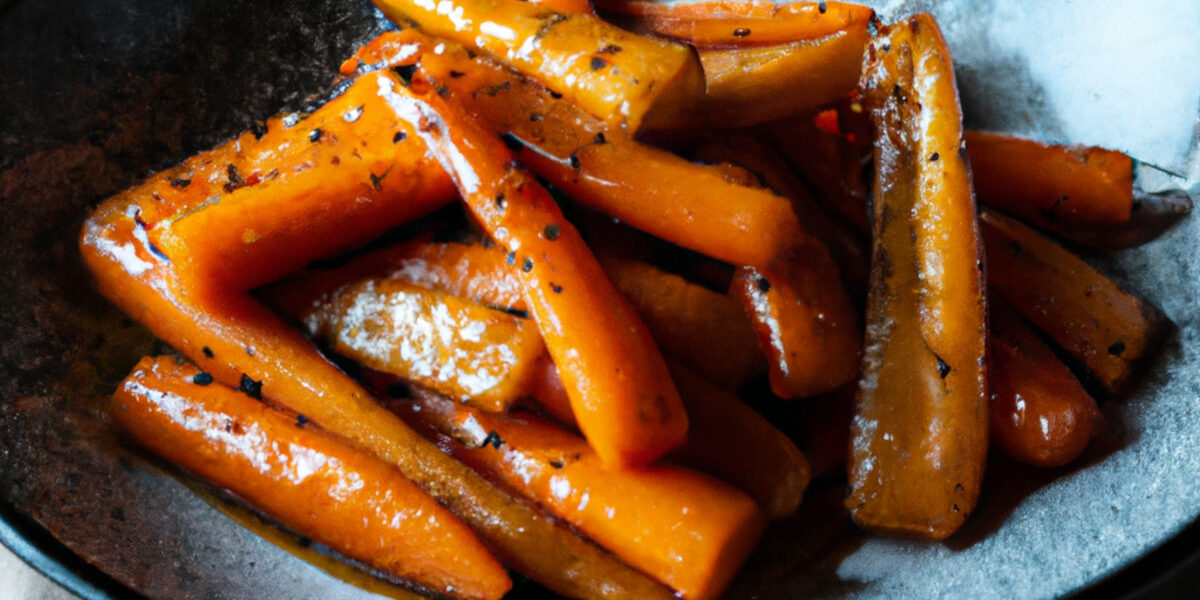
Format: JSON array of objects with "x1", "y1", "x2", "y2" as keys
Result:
[
  {"x1": 981, "y1": 209, "x2": 1168, "y2": 395},
  {"x1": 82, "y1": 72, "x2": 677, "y2": 600},
  {"x1": 846, "y1": 15, "x2": 989, "y2": 540},
  {"x1": 302, "y1": 279, "x2": 546, "y2": 412},
  {"x1": 370, "y1": 0, "x2": 704, "y2": 131},
  {"x1": 601, "y1": 257, "x2": 766, "y2": 391},
  {"x1": 595, "y1": 0, "x2": 874, "y2": 47},
  {"x1": 965, "y1": 130, "x2": 1133, "y2": 230},
  {"x1": 375, "y1": 72, "x2": 687, "y2": 466},
  {"x1": 398, "y1": 387, "x2": 765, "y2": 600},
  {"x1": 689, "y1": 22, "x2": 871, "y2": 127},
  {"x1": 113, "y1": 356, "x2": 512, "y2": 600},
  {"x1": 990, "y1": 299, "x2": 1102, "y2": 467}
]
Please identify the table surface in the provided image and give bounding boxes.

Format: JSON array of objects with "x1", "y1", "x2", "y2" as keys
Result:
[{"x1": 0, "y1": 542, "x2": 76, "y2": 600}]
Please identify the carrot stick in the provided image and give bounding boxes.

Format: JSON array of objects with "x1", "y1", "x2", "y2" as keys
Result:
[
  {"x1": 595, "y1": 0, "x2": 875, "y2": 47},
  {"x1": 981, "y1": 209, "x2": 1169, "y2": 395},
  {"x1": 846, "y1": 15, "x2": 989, "y2": 540},
  {"x1": 375, "y1": 72, "x2": 687, "y2": 467},
  {"x1": 263, "y1": 237, "x2": 528, "y2": 322},
  {"x1": 965, "y1": 130, "x2": 1133, "y2": 229},
  {"x1": 397, "y1": 386, "x2": 765, "y2": 600},
  {"x1": 527, "y1": 0, "x2": 594, "y2": 17},
  {"x1": 687, "y1": 22, "x2": 871, "y2": 127},
  {"x1": 81, "y1": 73, "x2": 677, "y2": 600},
  {"x1": 301, "y1": 279, "x2": 546, "y2": 412},
  {"x1": 369, "y1": 0, "x2": 704, "y2": 131},
  {"x1": 989, "y1": 299, "x2": 1102, "y2": 467},
  {"x1": 113, "y1": 356, "x2": 512, "y2": 600},
  {"x1": 601, "y1": 257, "x2": 766, "y2": 391}
]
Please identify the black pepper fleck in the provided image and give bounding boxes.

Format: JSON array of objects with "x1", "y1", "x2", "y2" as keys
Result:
[
  {"x1": 250, "y1": 120, "x2": 268, "y2": 140},
  {"x1": 550, "y1": 282, "x2": 563, "y2": 294},
  {"x1": 506, "y1": 252, "x2": 516, "y2": 265},
  {"x1": 594, "y1": 132, "x2": 607, "y2": 144},
  {"x1": 192, "y1": 372, "x2": 214, "y2": 386},
  {"x1": 481, "y1": 430, "x2": 504, "y2": 449},
  {"x1": 757, "y1": 276, "x2": 771, "y2": 293},
  {"x1": 598, "y1": 44, "x2": 622, "y2": 54},
  {"x1": 239, "y1": 374, "x2": 263, "y2": 400},
  {"x1": 936, "y1": 354, "x2": 951, "y2": 379},
  {"x1": 449, "y1": 70, "x2": 465, "y2": 78},
  {"x1": 309, "y1": 128, "x2": 322, "y2": 142},
  {"x1": 296, "y1": 414, "x2": 310, "y2": 428},
  {"x1": 549, "y1": 459, "x2": 564, "y2": 469},
  {"x1": 495, "y1": 192, "x2": 507, "y2": 212},
  {"x1": 224, "y1": 164, "x2": 245, "y2": 193},
  {"x1": 544, "y1": 224, "x2": 560, "y2": 240},
  {"x1": 733, "y1": 28, "x2": 751, "y2": 37},
  {"x1": 568, "y1": 152, "x2": 580, "y2": 169},
  {"x1": 549, "y1": 90, "x2": 563, "y2": 99},
  {"x1": 370, "y1": 171, "x2": 386, "y2": 190},
  {"x1": 530, "y1": 113, "x2": 543, "y2": 122},
  {"x1": 819, "y1": 1, "x2": 827, "y2": 13},
  {"x1": 170, "y1": 178, "x2": 191, "y2": 189},
  {"x1": 590, "y1": 56, "x2": 606, "y2": 71},
  {"x1": 929, "y1": 152, "x2": 940, "y2": 162},
  {"x1": 393, "y1": 131, "x2": 407, "y2": 143},
  {"x1": 1108, "y1": 341, "x2": 1126, "y2": 357},
  {"x1": 522, "y1": 257, "x2": 534, "y2": 272},
  {"x1": 202, "y1": 346, "x2": 214, "y2": 358}
]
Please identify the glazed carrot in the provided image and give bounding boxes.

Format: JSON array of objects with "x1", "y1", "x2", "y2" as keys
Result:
[
  {"x1": 601, "y1": 257, "x2": 766, "y2": 391},
  {"x1": 982, "y1": 209, "x2": 1168, "y2": 395},
  {"x1": 370, "y1": 0, "x2": 704, "y2": 131},
  {"x1": 989, "y1": 299, "x2": 1102, "y2": 467},
  {"x1": 375, "y1": 74, "x2": 687, "y2": 466},
  {"x1": 82, "y1": 75, "x2": 677, "y2": 600},
  {"x1": 1055, "y1": 190, "x2": 1192, "y2": 249},
  {"x1": 302, "y1": 279, "x2": 546, "y2": 412},
  {"x1": 140, "y1": 71, "x2": 457, "y2": 291},
  {"x1": 693, "y1": 133, "x2": 869, "y2": 296},
  {"x1": 113, "y1": 357, "x2": 512, "y2": 600},
  {"x1": 846, "y1": 15, "x2": 988, "y2": 540},
  {"x1": 667, "y1": 362, "x2": 810, "y2": 520},
  {"x1": 595, "y1": 0, "x2": 874, "y2": 47},
  {"x1": 397, "y1": 387, "x2": 765, "y2": 600},
  {"x1": 688, "y1": 22, "x2": 871, "y2": 127},
  {"x1": 527, "y1": 0, "x2": 594, "y2": 17},
  {"x1": 263, "y1": 237, "x2": 528, "y2": 323},
  {"x1": 965, "y1": 130, "x2": 1133, "y2": 230}
]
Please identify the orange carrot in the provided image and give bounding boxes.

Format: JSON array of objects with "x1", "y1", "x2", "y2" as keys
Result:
[
  {"x1": 81, "y1": 66, "x2": 677, "y2": 600},
  {"x1": 601, "y1": 257, "x2": 766, "y2": 391},
  {"x1": 846, "y1": 15, "x2": 989, "y2": 540},
  {"x1": 370, "y1": 0, "x2": 704, "y2": 131},
  {"x1": 113, "y1": 356, "x2": 512, "y2": 600},
  {"x1": 397, "y1": 387, "x2": 765, "y2": 600},
  {"x1": 302, "y1": 279, "x2": 546, "y2": 412},
  {"x1": 981, "y1": 209, "x2": 1169, "y2": 395},
  {"x1": 966, "y1": 130, "x2": 1133, "y2": 229},
  {"x1": 375, "y1": 72, "x2": 687, "y2": 466},
  {"x1": 596, "y1": 0, "x2": 875, "y2": 47},
  {"x1": 527, "y1": 0, "x2": 594, "y2": 16},
  {"x1": 989, "y1": 299, "x2": 1102, "y2": 467}
]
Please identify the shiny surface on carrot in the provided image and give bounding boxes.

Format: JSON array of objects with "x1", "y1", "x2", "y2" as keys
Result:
[
  {"x1": 399, "y1": 387, "x2": 765, "y2": 600},
  {"x1": 374, "y1": 72, "x2": 687, "y2": 467},
  {"x1": 966, "y1": 130, "x2": 1133, "y2": 230},
  {"x1": 81, "y1": 68, "x2": 679, "y2": 599},
  {"x1": 596, "y1": 0, "x2": 874, "y2": 47},
  {"x1": 982, "y1": 209, "x2": 1168, "y2": 395},
  {"x1": 370, "y1": 0, "x2": 704, "y2": 131},
  {"x1": 113, "y1": 357, "x2": 512, "y2": 600},
  {"x1": 990, "y1": 300, "x2": 1102, "y2": 467},
  {"x1": 302, "y1": 279, "x2": 546, "y2": 412},
  {"x1": 846, "y1": 15, "x2": 988, "y2": 540}
]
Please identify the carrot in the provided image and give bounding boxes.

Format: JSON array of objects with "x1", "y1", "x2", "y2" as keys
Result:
[
  {"x1": 595, "y1": 0, "x2": 875, "y2": 48},
  {"x1": 528, "y1": 0, "x2": 595, "y2": 17},
  {"x1": 112, "y1": 356, "x2": 512, "y2": 600},
  {"x1": 687, "y1": 21, "x2": 871, "y2": 127},
  {"x1": 846, "y1": 15, "x2": 988, "y2": 540},
  {"x1": 396, "y1": 386, "x2": 765, "y2": 600},
  {"x1": 140, "y1": 70, "x2": 458, "y2": 291},
  {"x1": 375, "y1": 72, "x2": 687, "y2": 467},
  {"x1": 989, "y1": 299, "x2": 1102, "y2": 467},
  {"x1": 965, "y1": 130, "x2": 1133, "y2": 230},
  {"x1": 601, "y1": 257, "x2": 766, "y2": 391},
  {"x1": 981, "y1": 209, "x2": 1169, "y2": 395},
  {"x1": 693, "y1": 133, "x2": 869, "y2": 297},
  {"x1": 301, "y1": 279, "x2": 546, "y2": 412},
  {"x1": 666, "y1": 362, "x2": 810, "y2": 520},
  {"x1": 1056, "y1": 190, "x2": 1192, "y2": 249},
  {"x1": 263, "y1": 237, "x2": 528, "y2": 323},
  {"x1": 81, "y1": 71, "x2": 677, "y2": 600},
  {"x1": 369, "y1": 0, "x2": 704, "y2": 131}
]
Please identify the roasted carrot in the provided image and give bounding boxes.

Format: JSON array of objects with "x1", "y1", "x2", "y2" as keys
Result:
[
  {"x1": 397, "y1": 386, "x2": 765, "y2": 600},
  {"x1": 82, "y1": 71, "x2": 677, "y2": 600},
  {"x1": 1056, "y1": 190, "x2": 1192, "y2": 249},
  {"x1": 981, "y1": 209, "x2": 1169, "y2": 395},
  {"x1": 595, "y1": 0, "x2": 874, "y2": 47},
  {"x1": 370, "y1": 0, "x2": 704, "y2": 131},
  {"x1": 113, "y1": 356, "x2": 511, "y2": 600},
  {"x1": 601, "y1": 257, "x2": 766, "y2": 391},
  {"x1": 375, "y1": 73, "x2": 687, "y2": 467},
  {"x1": 527, "y1": 0, "x2": 595, "y2": 17},
  {"x1": 989, "y1": 299, "x2": 1102, "y2": 467},
  {"x1": 302, "y1": 279, "x2": 546, "y2": 412},
  {"x1": 688, "y1": 21, "x2": 871, "y2": 127},
  {"x1": 965, "y1": 130, "x2": 1133, "y2": 230},
  {"x1": 667, "y1": 362, "x2": 810, "y2": 520},
  {"x1": 846, "y1": 15, "x2": 988, "y2": 540}
]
